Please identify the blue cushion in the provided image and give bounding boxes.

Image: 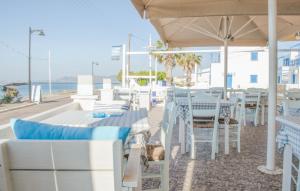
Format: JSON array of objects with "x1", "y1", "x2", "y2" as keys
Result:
[
  {"x1": 92, "y1": 112, "x2": 108, "y2": 118},
  {"x1": 92, "y1": 112, "x2": 124, "y2": 118},
  {"x1": 11, "y1": 119, "x2": 130, "y2": 143}
]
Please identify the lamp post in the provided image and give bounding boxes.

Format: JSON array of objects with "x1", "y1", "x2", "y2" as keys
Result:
[
  {"x1": 92, "y1": 62, "x2": 99, "y2": 77},
  {"x1": 28, "y1": 27, "x2": 45, "y2": 102}
]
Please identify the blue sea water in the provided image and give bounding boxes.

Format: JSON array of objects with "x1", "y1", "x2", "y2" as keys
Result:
[{"x1": 1, "y1": 82, "x2": 119, "y2": 98}]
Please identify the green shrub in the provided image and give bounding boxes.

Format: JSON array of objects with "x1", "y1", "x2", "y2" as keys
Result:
[{"x1": 117, "y1": 70, "x2": 166, "y2": 86}]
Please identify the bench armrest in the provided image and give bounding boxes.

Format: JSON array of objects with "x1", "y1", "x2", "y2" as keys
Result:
[{"x1": 122, "y1": 144, "x2": 142, "y2": 189}]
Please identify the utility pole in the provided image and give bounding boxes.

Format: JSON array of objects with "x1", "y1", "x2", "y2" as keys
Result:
[
  {"x1": 48, "y1": 50, "x2": 52, "y2": 95},
  {"x1": 149, "y1": 34, "x2": 152, "y2": 86},
  {"x1": 128, "y1": 33, "x2": 132, "y2": 74}
]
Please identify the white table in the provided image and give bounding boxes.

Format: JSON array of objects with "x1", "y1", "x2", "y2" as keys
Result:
[
  {"x1": 276, "y1": 116, "x2": 300, "y2": 191},
  {"x1": 175, "y1": 98, "x2": 233, "y2": 155},
  {"x1": 42, "y1": 109, "x2": 150, "y2": 133}
]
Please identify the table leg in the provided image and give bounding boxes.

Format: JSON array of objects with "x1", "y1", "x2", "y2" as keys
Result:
[
  {"x1": 179, "y1": 118, "x2": 186, "y2": 154},
  {"x1": 224, "y1": 123, "x2": 229, "y2": 155},
  {"x1": 282, "y1": 144, "x2": 292, "y2": 191}
]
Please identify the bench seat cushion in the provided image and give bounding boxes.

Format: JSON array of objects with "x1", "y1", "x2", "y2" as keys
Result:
[{"x1": 11, "y1": 119, "x2": 130, "y2": 143}]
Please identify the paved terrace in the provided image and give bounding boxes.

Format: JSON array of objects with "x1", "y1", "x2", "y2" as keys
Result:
[{"x1": 145, "y1": 106, "x2": 282, "y2": 191}]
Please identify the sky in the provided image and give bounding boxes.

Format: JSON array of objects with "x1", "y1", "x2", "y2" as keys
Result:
[
  {"x1": 0, "y1": 0, "x2": 299, "y2": 84},
  {"x1": 0, "y1": 0, "x2": 162, "y2": 84}
]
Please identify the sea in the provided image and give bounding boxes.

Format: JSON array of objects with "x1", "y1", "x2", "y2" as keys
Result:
[{"x1": 1, "y1": 82, "x2": 120, "y2": 98}]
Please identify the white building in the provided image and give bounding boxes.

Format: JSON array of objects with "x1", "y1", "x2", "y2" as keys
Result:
[
  {"x1": 197, "y1": 47, "x2": 269, "y2": 89},
  {"x1": 278, "y1": 44, "x2": 300, "y2": 88}
]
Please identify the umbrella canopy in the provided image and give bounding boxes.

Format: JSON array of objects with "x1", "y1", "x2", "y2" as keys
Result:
[
  {"x1": 132, "y1": 0, "x2": 300, "y2": 18},
  {"x1": 131, "y1": 0, "x2": 300, "y2": 175},
  {"x1": 151, "y1": 16, "x2": 300, "y2": 47}
]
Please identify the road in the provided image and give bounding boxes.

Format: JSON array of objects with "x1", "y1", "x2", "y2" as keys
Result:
[{"x1": 0, "y1": 97, "x2": 72, "y2": 125}]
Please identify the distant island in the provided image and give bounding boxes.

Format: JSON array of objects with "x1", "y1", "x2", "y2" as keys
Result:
[
  {"x1": 1, "y1": 75, "x2": 119, "y2": 86},
  {"x1": 54, "y1": 75, "x2": 119, "y2": 83}
]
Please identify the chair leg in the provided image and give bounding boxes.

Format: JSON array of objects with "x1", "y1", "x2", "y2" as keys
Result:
[
  {"x1": 211, "y1": 129, "x2": 217, "y2": 160},
  {"x1": 190, "y1": 136, "x2": 196, "y2": 160},
  {"x1": 215, "y1": 128, "x2": 219, "y2": 153},
  {"x1": 243, "y1": 109, "x2": 247, "y2": 127},
  {"x1": 254, "y1": 108, "x2": 259, "y2": 127},
  {"x1": 161, "y1": 162, "x2": 169, "y2": 191},
  {"x1": 237, "y1": 124, "x2": 241, "y2": 153}
]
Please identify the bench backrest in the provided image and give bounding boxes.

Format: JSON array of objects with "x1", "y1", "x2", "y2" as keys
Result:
[
  {"x1": 77, "y1": 75, "x2": 94, "y2": 96},
  {"x1": 0, "y1": 140, "x2": 123, "y2": 191}
]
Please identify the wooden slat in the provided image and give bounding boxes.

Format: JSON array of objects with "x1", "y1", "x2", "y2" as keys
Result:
[
  {"x1": 123, "y1": 144, "x2": 142, "y2": 188},
  {"x1": 0, "y1": 140, "x2": 12, "y2": 191}
]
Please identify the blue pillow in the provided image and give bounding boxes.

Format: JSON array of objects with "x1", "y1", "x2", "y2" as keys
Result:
[
  {"x1": 92, "y1": 112, "x2": 108, "y2": 118},
  {"x1": 92, "y1": 112, "x2": 124, "y2": 118},
  {"x1": 11, "y1": 119, "x2": 130, "y2": 143}
]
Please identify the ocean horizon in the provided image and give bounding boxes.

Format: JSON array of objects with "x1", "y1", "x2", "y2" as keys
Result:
[{"x1": 1, "y1": 82, "x2": 120, "y2": 98}]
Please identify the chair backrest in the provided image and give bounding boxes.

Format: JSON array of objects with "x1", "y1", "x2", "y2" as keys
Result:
[
  {"x1": 282, "y1": 100, "x2": 300, "y2": 116},
  {"x1": 187, "y1": 92, "x2": 220, "y2": 119},
  {"x1": 160, "y1": 102, "x2": 176, "y2": 161},
  {"x1": 286, "y1": 90, "x2": 300, "y2": 100},
  {"x1": 174, "y1": 88, "x2": 188, "y2": 97},
  {"x1": 243, "y1": 92, "x2": 261, "y2": 106},
  {"x1": 209, "y1": 87, "x2": 224, "y2": 98},
  {"x1": 192, "y1": 91, "x2": 219, "y2": 102},
  {"x1": 0, "y1": 140, "x2": 123, "y2": 191},
  {"x1": 77, "y1": 75, "x2": 94, "y2": 96}
]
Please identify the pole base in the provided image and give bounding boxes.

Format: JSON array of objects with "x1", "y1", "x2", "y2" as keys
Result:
[{"x1": 257, "y1": 165, "x2": 282, "y2": 175}]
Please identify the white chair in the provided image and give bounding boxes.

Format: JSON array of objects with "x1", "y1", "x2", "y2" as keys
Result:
[
  {"x1": 0, "y1": 140, "x2": 142, "y2": 191},
  {"x1": 187, "y1": 92, "x2": 220, "y2": 160},
  {"x1": 241, "y1": 92, "x2": 261, "y2": 127},
  {"x1": 217, "y1": 97, "x2": 242, "y2": 153},
  {"x1": 142, "y1": 102, "x2": 176, "y2": 191},
  {"x1": 281, "y1": 144, "x2": 300, "y2": 191},
  {"x1": 208, "y1": 87, "x2": 224, "y2": 98},
  {"x1": 286, "y1": 90, "x2": 300, "y2": 100},
  {"x1": 282, "y1": 100, "x2": 300, "y2": 116}
]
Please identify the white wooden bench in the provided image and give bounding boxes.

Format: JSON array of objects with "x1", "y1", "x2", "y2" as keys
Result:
[{"x1": 0, "y1": 140, "x2": 142, "y2": 191}]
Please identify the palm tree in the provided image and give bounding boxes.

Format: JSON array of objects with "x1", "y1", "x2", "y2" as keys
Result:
[
  {"x1": 152, "y1": 40, "x2": 177, "y2": 85},
  {"x1": 177, "y1": 53, "x2": 201, "y2": 87}
]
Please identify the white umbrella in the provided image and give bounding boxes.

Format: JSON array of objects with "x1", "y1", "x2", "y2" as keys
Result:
[
  {"x1": 132, "y1": 0, "x2": 300, "y2": 18},
  {"x1": 131, "y1": 0, "x2": 300, "y2": 174},
  {"x1": 150, "y1": 15, "x2": 300, "y2": 97}
]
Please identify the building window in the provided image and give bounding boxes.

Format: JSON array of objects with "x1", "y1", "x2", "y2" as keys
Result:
[
  {"x1": 292, "y1": 74, "x2": 297, "y2": 84},
  {"x1": 251, "y1": 51, "x2": 258, "y2": 61},
  {"x1": 295, "y1": 58, "x2": 300, "y2": 66},
  {"x1": 283, "y1": 58, "x2": 290, "y2": 66},
  {"x1": 250, "y1": 75, "x2": 258, "y2": 83},
  {"x1": 211, "y1": 52, "x2": 220, "y2": 63}
]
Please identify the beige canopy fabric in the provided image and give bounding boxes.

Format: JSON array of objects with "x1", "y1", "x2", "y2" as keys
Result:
[
  {"x1": 132, "y1": 0, "x2": 300, "y2": 18},
  {"x1": 131, "y1": 0, "x2": 300, "y2": 175},
  {"x1": 150, "y1": 16, "x2": 300, "y2": 47}
]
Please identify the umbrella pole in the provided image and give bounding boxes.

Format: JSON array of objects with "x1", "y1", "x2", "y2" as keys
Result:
[
  {"x1": 224, "y1": 39, "x2": 228, "y2": 99},
  {"x1": 223, "y1": 16, "x2": 228, "y2": 99},
  {"x1": 257, "y1": 0, "x2": 282, "y2": 175},
  {"x1": 122, "y1": 44, "x2": 126, "y2": 88}
]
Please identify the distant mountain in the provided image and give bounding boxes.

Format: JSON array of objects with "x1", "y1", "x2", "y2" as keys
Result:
[{"x1": 54, "y1": 75, "x2": 119, "y2": 83}]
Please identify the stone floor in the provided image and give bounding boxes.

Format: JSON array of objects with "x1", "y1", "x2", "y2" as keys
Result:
[{"x1": 144, "y1": 106, "x2": 283, "y2": 191}]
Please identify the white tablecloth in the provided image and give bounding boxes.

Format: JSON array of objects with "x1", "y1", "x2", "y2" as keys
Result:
[
  {"x1": 42, "y1": 109, "x2": 149, "y2": 133},
  {"x1": 276, "y1": 116, "x2": 300, "y2": 158}
]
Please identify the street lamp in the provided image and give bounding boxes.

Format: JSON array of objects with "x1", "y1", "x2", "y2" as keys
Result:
[
  {"x1": 28, "y1": 27, "x2": 45, "y2": 102},
  {"x1": 92, "y1": 62, "x2": 99, "y2": 76}
]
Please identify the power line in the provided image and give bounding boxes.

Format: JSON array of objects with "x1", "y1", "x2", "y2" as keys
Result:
[{"x1": 0, "y1": 40, "x2": 48, "y2": 61}]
